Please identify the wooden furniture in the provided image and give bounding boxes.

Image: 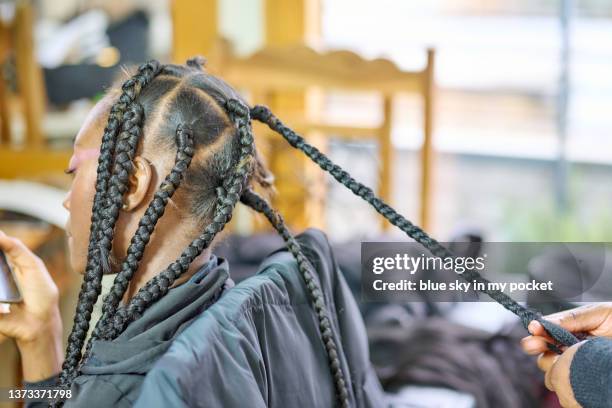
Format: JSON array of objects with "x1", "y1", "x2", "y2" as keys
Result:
[
  {"x1": 209, "y1": 40, "x2": 436, "y2": 230},
  {"x1": 171, "y1": 0, "x2": 218, "y2": 64},
  {"x1": 171, "y1": 0, "x2": 436, "y2": 231},
  {"x1": 0, "y1": 1, "x2": 71, "y2": 180}
]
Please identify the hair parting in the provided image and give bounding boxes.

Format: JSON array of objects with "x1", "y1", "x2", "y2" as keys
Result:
[{"x1": 98, "y1": 97, "x2": 255, "y2": 340}]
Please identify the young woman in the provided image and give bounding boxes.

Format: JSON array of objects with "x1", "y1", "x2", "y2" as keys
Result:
[{"x1": 0, "y1": 59, "x2": 364, "y2": 407}]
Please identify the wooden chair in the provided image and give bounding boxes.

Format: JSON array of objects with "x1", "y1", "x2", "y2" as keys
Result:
[
  {"x1": 208, "y1": 40, "x2": 435, "y2": 230},
  {"x1": 0, "y1": 1, "x2": 71, "y2": 180}
]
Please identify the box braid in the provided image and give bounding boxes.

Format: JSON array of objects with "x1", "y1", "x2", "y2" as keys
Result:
[
  {"x1": 96, "y1": 103, "x2": 147, "y2": 275},
  {"x1": 71, "y1": 102, "x2": 151, "y2": 368},
  {"x1": 91, "y1": 58, "x2": 227, "y2": 342},
  {"x1": 97, "y1": 98, "x2": 255, "y2": 341},
  {"x1": 240, "y1": 188, "x2": 350, "y2": 408},
  {"x1": 55, "y1": 59, "x2": 260, "y2": 404},
  {"x1": 57, "y1": 62, "x2": 163, "y2": 395},
  {"x1": 78, "y1": 78, "x2": 351, "y2": 407},
  {"x1": 250, "y1": 105, "x2": 580, "y2": 352},
  {"x1": 87, "y1": 124, "x2": 194, "y2": 346}
]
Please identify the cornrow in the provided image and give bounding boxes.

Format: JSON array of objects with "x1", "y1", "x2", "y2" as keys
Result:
[
  {"x1": 99, "y1": 98, "x2": 255, "y2": 340},
  {"x1": 90, "y1": 124, "x2": 194, "y2": 342},
  {"x1": 57, "y1": 61, "x2": 162, "y2": 395},
  {"x1": 250, "y1": 104, "x2": 579, "y2": 351},
  {"x1": 240, "y1": 189, "x2": 350, "y2": 408}
]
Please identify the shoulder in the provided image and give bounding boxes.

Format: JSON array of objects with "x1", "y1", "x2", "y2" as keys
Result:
[
  {"x1": 295, "y1": 228, "x2": 333, "y2": 255},
  {"x1": 138, "y1": 236, "x2": 332, "y2": 407},
  {"x1": 260, "y1": 228, "x2": 335, "y2": 274}
]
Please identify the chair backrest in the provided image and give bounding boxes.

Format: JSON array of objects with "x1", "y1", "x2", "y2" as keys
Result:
[
  {"x1": 0, "y1": 2, "x2": 71, "y2": 180},
  {"x1": 209, "y1": 40, "x2": 436, "y2": 230},
  {"x1": 211, "y1": 40, "x2": 426, "y2": 93},
  {"x1": 0, "y1": 1, "x2": 46, "y2": 147}
]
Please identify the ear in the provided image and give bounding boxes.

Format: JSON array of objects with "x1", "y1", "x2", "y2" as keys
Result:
[{"x1": 123, "y1": 156, "x2": 153, "y2": 211}]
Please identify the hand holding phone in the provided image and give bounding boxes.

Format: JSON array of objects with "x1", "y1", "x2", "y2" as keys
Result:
[{"x1": 0, "y1": 231, "x2": 61, "y2": 344}]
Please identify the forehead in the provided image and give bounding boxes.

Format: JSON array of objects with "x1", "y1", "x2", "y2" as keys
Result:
[{"x1": 74, "y1": 97, "x2": 113, "y2": 148}]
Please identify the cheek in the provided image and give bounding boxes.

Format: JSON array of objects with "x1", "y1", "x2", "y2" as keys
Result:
[
  {"x1": 71, "y1": 173, "x2": 96, "y2": 225},
  {"x1": 68, "y1": 169, "x2": 97, "y2": 271}
]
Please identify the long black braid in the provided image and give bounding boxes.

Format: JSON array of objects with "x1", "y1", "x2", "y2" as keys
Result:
[
  {"x1": 250, "y1": 104, "x2": 580, "y2": 350},
  {"x1": 57, "y1": 59, "x2": 244, "y2": 401},
  {"x1": 97, "y1": 103, "x2": 147, "y2": 276},
  {"x1": 240, "y1": 189, "x2": 351, "y2": 408},
  {"x1": 58, "y1": 61, "x2": 162, "y2": 391}
]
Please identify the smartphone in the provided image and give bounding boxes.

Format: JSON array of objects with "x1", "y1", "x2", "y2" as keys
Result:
[{"x1": 0, "y1": 250, "x2": 22, "y2": 303}]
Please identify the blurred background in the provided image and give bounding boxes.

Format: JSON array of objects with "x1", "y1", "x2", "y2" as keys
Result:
[{"x1": 1, "y1": 0, "x2": 612, "y2": 406}]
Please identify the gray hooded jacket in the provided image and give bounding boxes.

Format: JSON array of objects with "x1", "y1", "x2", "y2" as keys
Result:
[{"x1": 25, "y1": 229, "x2": 385, "y2": 407}]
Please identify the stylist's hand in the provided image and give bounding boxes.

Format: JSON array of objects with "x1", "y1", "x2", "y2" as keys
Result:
[
  {"x1": 520, "y1": 304, "x2": 612, "y2": 408},
  {"x1": 524, "y1": 304, "x2": 612, "y2": 351},
  {"x1": 0, "y1": 230, "x2": 63, "y2": 381}
]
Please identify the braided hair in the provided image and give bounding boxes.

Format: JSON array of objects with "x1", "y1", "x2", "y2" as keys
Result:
[
  {"x1": 57, "y1": 58, "x2": 352, "y2": 408},
  {"x1": 59, "y1": 56, "x2": 577, "y2": 408},
  {"x1": 58, "y1": 60, "x2": 251, "y2": 389},
  {"x1": 59, "y1": 61, "x2": 162, "y2": 390},
  {"x1": 241, "y1": 189, "x2": 350, "y2": 407},
  {"x1": 249, "y1": 104, "x2": 581, "y2": 352},
  {"x1": 97, "y1": 98, "x2": 254, "y2": 340}
]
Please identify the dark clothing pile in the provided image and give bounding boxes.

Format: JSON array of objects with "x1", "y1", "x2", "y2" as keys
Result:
[{"x1": 368, "y1": 318, "x2": 543, "y2": 408}]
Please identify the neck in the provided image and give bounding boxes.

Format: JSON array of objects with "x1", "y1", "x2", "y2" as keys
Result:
[{"x1": 123, "y1": 219, "x2": 212, "y2": 302}]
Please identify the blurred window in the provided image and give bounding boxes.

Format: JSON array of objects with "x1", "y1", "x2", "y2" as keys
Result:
[{"x1": 321, "y1": 0, "x2": 612, "y2": 163}]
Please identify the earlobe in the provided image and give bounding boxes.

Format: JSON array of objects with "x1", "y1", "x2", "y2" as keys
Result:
[{"x1": 123, "y1": 156, "x2": 153, "y2": 211}]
